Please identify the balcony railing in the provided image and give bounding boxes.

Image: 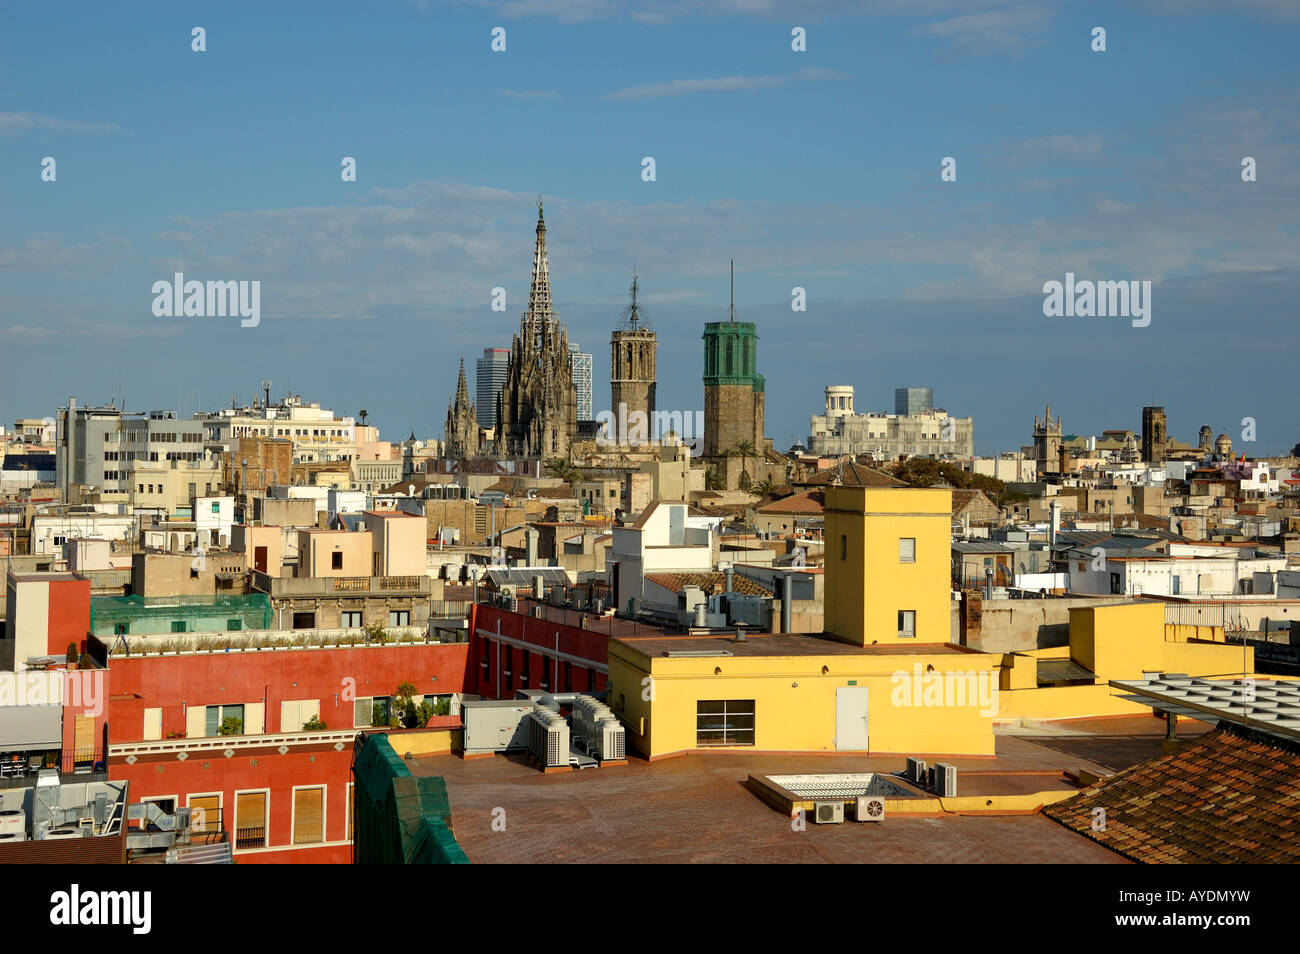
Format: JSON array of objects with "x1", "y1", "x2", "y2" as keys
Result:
[
  {"x1": 104, "y1": 625, "x2": 434, "y2": 657},
  {"x1": 252, "y1": 570, "x2": 431, "y2": 598}
]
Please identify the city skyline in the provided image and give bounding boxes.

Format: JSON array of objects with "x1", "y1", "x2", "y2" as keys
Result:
[{"x1": 2, "y1": 2, "x2": 1297, "y2": 453}]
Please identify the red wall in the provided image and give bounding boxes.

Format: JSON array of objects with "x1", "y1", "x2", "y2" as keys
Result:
[
  {"x1": 108, "y1": 643, "x2": 470, "y2": 742},
  {"x1": 469, "y1": 604, "x2": 609, "y2": 699},
  {"x1": 47, "y1": 576, "x2": 91, "y2": 657},
  {"x1": 105, "y1": 642, "x2": 470, "y2": 863},
  {"x1": 111, "y1": 744, "x2": 355, "y2": 865}
]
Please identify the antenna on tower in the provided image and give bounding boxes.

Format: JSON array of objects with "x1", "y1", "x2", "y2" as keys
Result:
[
  {"x1": 729, "y1": 259, "x2": 736, "y2": 324},
  {"x1": 262, "y1": 379, "x2": 272, "y2": 408}
]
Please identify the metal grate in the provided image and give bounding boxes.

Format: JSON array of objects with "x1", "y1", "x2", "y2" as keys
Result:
[{"x1": 768, "y1": 773, "x2": 917, "y2": 799}]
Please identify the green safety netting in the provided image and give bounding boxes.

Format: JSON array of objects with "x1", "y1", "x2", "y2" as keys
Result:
[
  {"x1": 351, "y1": 734, "x2": 469, "y2": 865},
  {"x1": 89, "y1": 593, "x2": 272, "y2": 636}
]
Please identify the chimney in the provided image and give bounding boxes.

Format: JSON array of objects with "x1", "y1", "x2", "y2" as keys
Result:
[
  {"x1": 724, "y1": 566, "x2": 734, "y2": 594},
  {"x1": 1050, "y1": 500, "x2": 1060, "y2": 548}
]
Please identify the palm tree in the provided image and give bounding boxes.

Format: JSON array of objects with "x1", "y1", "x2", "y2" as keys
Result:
[
  {"x1": 730, "y1": 440, "x2": 756, "y2": 490},
  {"x1": 704, "y1": 467, "x2": 725, "y2": 491},
  {"x1": 358, "y1": 409, "x2": 369, "y2": 426},
  {"x1": 753, "y1": 477, "x2": 779, "y2": 498},
  {"x1": 545, "y1": 457, "x2": 579, "y2": 483}
]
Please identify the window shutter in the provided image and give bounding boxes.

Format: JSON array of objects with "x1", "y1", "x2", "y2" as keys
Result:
[
  {"x1": 143, "y1": 708, "x2": 162, "y2": 741},
  {"x1": 236, "y1": 792, "x2": 266, "y2": 848},
  {"x1": 189, "y1": 795, "x2": 220, "y2": 834},
  {"x1": 244, "y1": 702, "x2": 264, "y2": 735},
  {"x1": 188, "y1": 705, "x2": 209, "y2": 738},
  {"x1": 294, "y1": 788, "x2": 324, "y2": 844}
]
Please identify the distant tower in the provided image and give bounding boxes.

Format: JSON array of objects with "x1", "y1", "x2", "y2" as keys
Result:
[
  {"x1": 569, "y1": 342, "x2": 593, "y2": 421},
  {"x1": 703, "y1": 261, "x2": 765, "y2": 458},
  {"x1": 444, "y1": 358, "x2": 480, "y2": 459},
  {"x1": 1199, "y1": 425, "x2": 1213, "y2": 451},
  {"x1": 610, "y1": 272, "x2": 657, "y2": 432},
  {"x1": 895, "y1": 387, "x2": 933, "y2": 416},
  {"x1": 826, "y1": 385, "x2": 855, "y2": 419},
  {"x1": 498, "y1": 198, "x2": 579, "y2": 458},
  {"x1": 475, "y1": 348, "x2": 510, "y2": 430},
  {"x1": 1033, "y1": 405, "x2": 1063, "y2": 476},
  {"x1": 1215, "y1": 433, "x2": 1233, "y2": 458},
  {"x1": 1141, "y1": 406, "x2": 1167, "y2": 464}
]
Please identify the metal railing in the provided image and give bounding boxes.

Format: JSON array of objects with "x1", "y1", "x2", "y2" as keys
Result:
[{"x1": 234, "y1": 825, "x2": 266, "y2": 850}]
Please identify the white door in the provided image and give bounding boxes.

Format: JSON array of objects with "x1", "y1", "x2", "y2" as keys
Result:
[{"x1": 835, "y1": 686, "x2": 869, "y2": 751}]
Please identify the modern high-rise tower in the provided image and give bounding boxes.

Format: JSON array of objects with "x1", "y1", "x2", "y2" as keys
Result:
[
  {"x1": 895, "y1": 387, "x2": 934, "y2": 416},
  {"x1": 569, "y1": 342, "x2": 593, "y2": 422},
  {"x1": 610, "y1": 272, "x2": 657, "y2": 430},
  {"x1": 702, "y1": 261, "x2": 765, "y2": 459},
  {"x1": 475, "y1": 348, "x2": 510, "y2": 430}
]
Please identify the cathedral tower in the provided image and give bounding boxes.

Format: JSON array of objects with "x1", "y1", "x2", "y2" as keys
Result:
[
  {"x1": 610, "y1": 272, "x2": 657, "y2": 432},
  {"x1": 498, "y1": 199, "x2": 579, "y2": 458}
]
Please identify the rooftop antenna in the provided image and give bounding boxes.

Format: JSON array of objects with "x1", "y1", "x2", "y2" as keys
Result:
[{"x1": 262, "y1": 379, "x2": 272, "y2": 408}]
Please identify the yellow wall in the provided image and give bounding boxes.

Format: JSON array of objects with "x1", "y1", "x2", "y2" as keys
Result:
[
  {"x1": 1071, "y1": 602, "x2": 1162, "y2": 682},
  {"x1": 824, "y1": 486, "x2": 952, "y2": 646},
  {"x1": 608, "y1": 639, "x2": 1000, "y2": 758}
]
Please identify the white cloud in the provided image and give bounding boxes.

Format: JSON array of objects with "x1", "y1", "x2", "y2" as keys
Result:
[
  {"x1": 605, "y1": 67, "x2": 847, "y2": 100},
  {"x1": 914, "y1": 3, "x2": 1052, "y2": 55},
  {"x1": 0, "y1": 111, "x2": 121, "y2": 136}
]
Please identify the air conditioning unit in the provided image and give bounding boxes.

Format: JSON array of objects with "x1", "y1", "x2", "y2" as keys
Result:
[
  {"x1": 934, "y1": 763, "x2": 957, "y2": 797},
  {"x1": 813, "y1": 801, "x2": 844, "y2": 824},
  {"x1": 499, "y1": 584, "x2": 516, "y2": 599},
  {"x1": 0, "y1": 810, "x2": 25, "y2": 836},
  {"x1": 855, "y1": 796, "x2": 886, "y2": 822},
  {"x1": 905, "y1": 757, "x2": 927, "y2": 784},
  {"x1": 526, "y1": 708, "x2": 570, "y2": 769}
]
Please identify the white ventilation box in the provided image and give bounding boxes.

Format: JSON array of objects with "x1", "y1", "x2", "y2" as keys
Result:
[
  {"x1": 855, "y1": 796, "x2": 886, "y2": 822},
  {"x1": 905, "y1": 757, "x2": 927, "y2": 783},
  {"x1": 527, "y1": 707, "x2": 570, "y2": 768},
  {"x1": 813, "y1": 801, "x2": 844, "y2": 824},
  {"x1": 0, "y1": 810, "x2": 25, "y2": 836}
]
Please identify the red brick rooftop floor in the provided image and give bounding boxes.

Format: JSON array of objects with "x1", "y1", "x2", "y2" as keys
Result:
[{"x1": 403, "y1": 717, "x2": 1212, "y2": 864}]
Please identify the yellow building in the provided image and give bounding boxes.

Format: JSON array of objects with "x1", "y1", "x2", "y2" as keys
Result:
[
  {"x1": 608, "y1": 485, "x2": 1003, "y2": 758},
  {"x1": 606, "y1": 484, "x2": 1267, "y2": 760},
  {"x1": 608, "y1": 634, "x2": 1000, "y2": 758},
  {"x1": 824, "y1": 485, "x2": 952, "y2": 645}
]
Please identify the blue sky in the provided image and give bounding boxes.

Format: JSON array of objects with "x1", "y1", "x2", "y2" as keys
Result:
[{"x1": 2, "y1": 0, "x2": 1298, "y2": 454}]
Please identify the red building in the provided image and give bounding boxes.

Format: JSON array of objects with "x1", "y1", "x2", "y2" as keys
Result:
[
  {"x1": 107, "y1": 642, "x2": 469, "y2": 863},
  {"x1": 468, "y1": 602, "x2": 611, "y2": 700}
]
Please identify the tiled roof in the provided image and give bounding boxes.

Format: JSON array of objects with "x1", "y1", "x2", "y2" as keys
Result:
[
  {"x1": 951, "y1": 489, "x2": 997, "y2": 515},
  {"x1": 798, "y1": 462, "x2": 908, "y2": 488},
  {"x1": 644, "y1": 571, "x2": 773, "y2": 598},
  {"x1": 1043, "y1": 726, "x2": 1300, "y2": 863},
  {"x1": 757, "y1": 490, "x2": 824, "y2": 514}
]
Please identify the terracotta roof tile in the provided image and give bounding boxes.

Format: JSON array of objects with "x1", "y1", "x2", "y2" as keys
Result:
[
  {"x1": 1043, "y1": 726, "x2": 1300, "y2": 863},
  {"x1": 644, "y1": 571, "x2": 773, "y2": 598}
]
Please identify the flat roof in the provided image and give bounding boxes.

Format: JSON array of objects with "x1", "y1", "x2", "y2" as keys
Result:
[
  {"x1": 617, "y1": 632, "x2": 976, "y2": 658},
  {"x1": 398, "y1": 724, "x2": 1196, "y2": 864}
]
